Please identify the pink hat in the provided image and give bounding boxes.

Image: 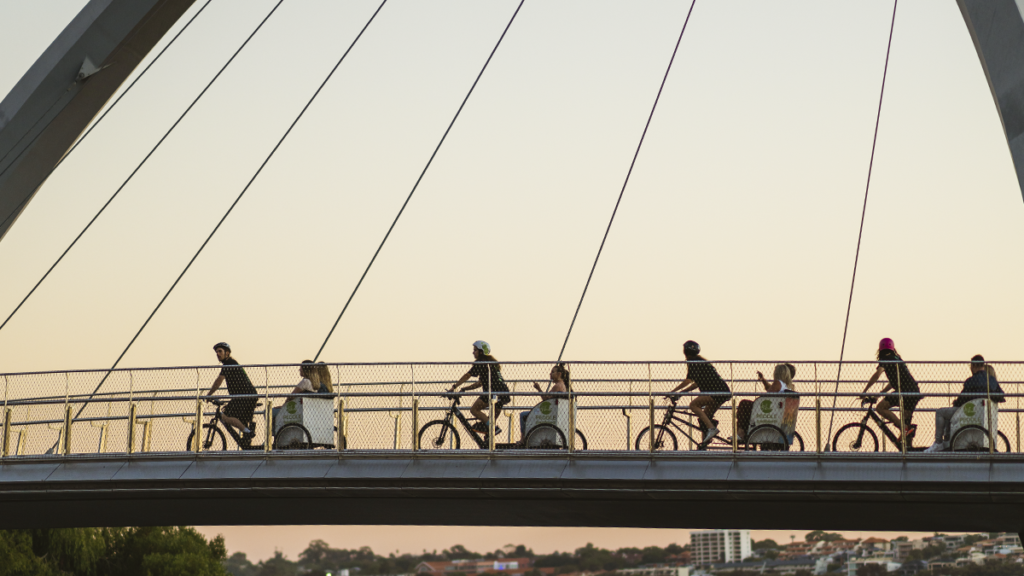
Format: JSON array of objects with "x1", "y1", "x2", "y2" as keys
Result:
[{"x1": 879, "y1": 338, "x2": 895, "y2": 351}]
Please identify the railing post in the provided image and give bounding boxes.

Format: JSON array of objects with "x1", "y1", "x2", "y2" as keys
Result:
[
  {"x1": 648, "y1": 397, "x2": 655, "y2": 454},
  {"x1": 141, "y1": 420, "x2": 152, "y2": 453},
  {"x1": 2, "y1": 408, "x2": 11, "y2": 457},
  {"x1": 730, "y1": 363, "x2": 737, "y2": 453},
  {"x1": 127, "y1": 403, "x2": 137, "y2": 454},
  {"x1": 194, "y1": 399, "x2": 203, "y2": 453},
  {"x1": 62, "y1": 405, "x2": 72, "y2": 455},
  {"x1": 412, "y1": 398, "x2": 419, "y2": 451},
  {"x1": 815, "y1": 363, "x2": 821, "y2": 454},
  {"x1": 337, "y1": 399, "x2": 346, "y2": 452},
  {"x1": 265, "y1": 366, "x2": 271, "y2": 453},
  {"x1": 568, "y1": 396, "x2": 576, "y2": 454},
  {"x1": 488, "y1": 398, "x2": 496, "y2": 452}
]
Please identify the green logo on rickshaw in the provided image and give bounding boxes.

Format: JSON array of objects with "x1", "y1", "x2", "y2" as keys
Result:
[
  {"x1": 539, "y1": 402, "x2": 551, "y2": 415},
  {"x1": 963, "y1": 403, "x2": 976, "y2": 417},
  {"x1": 760, "y1": 399, "x2": 773, "y2": 414},
  {"x1": 286, "y1": 401, "x2": 298, "y2": 414}
]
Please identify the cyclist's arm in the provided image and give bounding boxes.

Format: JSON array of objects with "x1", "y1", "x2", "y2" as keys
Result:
[
  {"x1": 207, "y1": 374, "x2": 225, "y2": 396},
  {"x1": 862, "y1": 367, "x2": 884, "y2": 393},
  {"x1": 449, "y1": 371, "x2": 474, "y2": 392},
  {"x1": 668, "y1": 379, "x2": 696, "y2": 394}
]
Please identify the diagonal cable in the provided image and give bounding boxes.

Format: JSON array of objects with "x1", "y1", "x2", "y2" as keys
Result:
[
  {"x1": 826, "y1": 0, "x2": 899, "y2": 445},
  {"x1": 0, "y1": 0, "x2": 272, "y2": 337},
  {"x1": 313, "y1": 0, "x2": 526, "y2": 361},
  {"x1": 73, "y1": 0, "x2": 389, "y2": 416},
  {"x1": 0, "y1": 0, "x2": 215, "y2": 234},
  {"x1": 556, "y1": 0, "x2": 698, "y2": 362}
]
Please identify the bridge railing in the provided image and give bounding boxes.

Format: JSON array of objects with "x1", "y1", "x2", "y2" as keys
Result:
[{"x1": 0, "y1": 361, "x2": 1020, "y2": 457}]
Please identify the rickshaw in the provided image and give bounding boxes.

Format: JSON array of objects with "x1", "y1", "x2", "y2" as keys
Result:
[
  {"x1": 948, "y1": 398, "x2": 1010, "y2": 452},
  {"x1": 745, "y1": 393, "x2": 801, "y2": 451},
  {"x1": 273, "y1": 395, "x2": 337, "y2": 449},
  {"x1": 418, "y1": 393, "x2": 586, "y2": 450}
]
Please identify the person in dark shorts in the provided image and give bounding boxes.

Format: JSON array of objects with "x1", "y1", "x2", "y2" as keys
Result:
[
  {"x1": 861, "y1": 338, "x2": 920, "y2": 442},
  {"x1": 448, "y1": 340, "x2": 511, "y2": 433},
  {"x1": 665, "y1": 340, "x2": 732, "y2": 444},
  {"x1": 206, "y1": 342, "x2": 258, "y2": 442}
]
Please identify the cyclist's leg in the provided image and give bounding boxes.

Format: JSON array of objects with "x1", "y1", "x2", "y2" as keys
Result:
[
  {"x1": 470, "y1": 396, "x2": 488, "y2": 424},
  {"x1": 876, "y1": 397, "x2": 902, "y2": 429},
  {"x1": 689, "y1": 396, "x2": 717, "y2": 430}
]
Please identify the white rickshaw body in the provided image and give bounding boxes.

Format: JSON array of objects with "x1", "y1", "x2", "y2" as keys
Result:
[
  {"x1": 747, "y1": 394, "x2": 800, "y2": 446},
  {"x1": 949, "y1": 398, "x2": 998, "y2": 449},
  {"x1": 274, "y1": 395, "x2": 335, "y2": 447},
  {"x1": 523, "y1": 397, "x2": 574, "y2": 446}
]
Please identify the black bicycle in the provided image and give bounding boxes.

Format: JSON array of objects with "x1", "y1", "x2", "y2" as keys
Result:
[
  {"x1": 635, "y1": 398, "x2": 805, "y2": 452},
  {"x1": 418, "y1": 393, "x2": 587, "y2": 450},
  {"x1": 832, "y1": 396, "x2": 1010, "y2": 452},
  {"x1": 185, "y1": 398, "x2": 263, "y2": 451}
]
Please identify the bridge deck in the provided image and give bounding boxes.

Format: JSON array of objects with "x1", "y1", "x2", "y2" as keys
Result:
[{"x1": 2, "y1": 450, "x2": 1023, "y2": 532}]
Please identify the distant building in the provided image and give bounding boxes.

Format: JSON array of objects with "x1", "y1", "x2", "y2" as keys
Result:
[
  {"x1": 617, "y1": 565, "x2": 689, "y2": 576},
  {"x1": 415, "y1": 558, "x2": 539, "y2": 576},
  {"x1": 707, "y1": 558, "x2": 815, "y2": 575},
  {"x1": 690, "y1": 530, "x2": 751, "y2": 566}
]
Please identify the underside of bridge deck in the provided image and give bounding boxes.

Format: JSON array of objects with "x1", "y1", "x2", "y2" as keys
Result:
[{"x1": 1, "y1": 452, "x2": 1023, "y2": 532}]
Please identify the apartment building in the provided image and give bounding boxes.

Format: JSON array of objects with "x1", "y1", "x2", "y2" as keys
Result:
[{"x1": 690, "y1": 530, "x2": 751, "y2": 566}]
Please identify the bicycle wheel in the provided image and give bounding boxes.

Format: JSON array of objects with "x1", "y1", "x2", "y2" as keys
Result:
[
  {"x1": 832, "y1": 423, "x2": 878, "y2": 452},
  {"x1": 999, "y1": 431, "x2": 1011, "y2": 452},
  {"x1": 274, "y1": 424, "x2": 311, "y2": 450},
  {"x1": 418, "y1": 420, "x2": 461, "y2": 450},
  {"x1": 635, "y1": 425, "x2": 678, "y2": 451},
  {"x1": 573, "y1": 429, "x2": 588, "y2": 451},
  {"x1": 185, "y1": 424, "x2": 225, "y2": 452},
  {"x1": 525, "y1": 424, "x2": 567, "y2": 449}
]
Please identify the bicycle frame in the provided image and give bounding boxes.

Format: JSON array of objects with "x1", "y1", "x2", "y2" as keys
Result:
[
  {"x1": 437, "y1": 395, "x2": 515, "y2": 450},
  {"x1": 204, "y1": 402, "x2": 261, "y2": 451},
  {"x1": 657, "y1": 401, "x2": 732, "y2": 450}
]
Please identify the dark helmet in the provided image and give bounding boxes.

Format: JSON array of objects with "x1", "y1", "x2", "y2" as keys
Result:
[
  {"x1": 213, "y1": 342, "x2": 231, "y2": 353},
  {"x1": 683, "y1": 340, "x2": 700, "y2": 354}
]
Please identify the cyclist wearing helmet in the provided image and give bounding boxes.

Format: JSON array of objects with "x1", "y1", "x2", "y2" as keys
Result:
[
  {"x1": 206, "y1": 343, "x2": 258, "y2": 442},
  {"x1": 861, "y1": 338, "x2": 920, "y2": 442},
  {"x1": 666, "y1": 340, "x2": 732, "y2": 444},
  {"x1": 448, "y1": 341, "x2": 511, "y2": 433}
]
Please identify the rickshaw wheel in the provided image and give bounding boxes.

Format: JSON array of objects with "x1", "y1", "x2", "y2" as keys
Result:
[
  {"x1": 744, "y1": 424, "x2": 788, "y2": 451},
  {"x1": 832, "y1": 423, "x2": 879, "y2": 452},
  {"x1": 525, "y1": 424, "x2": 567, "y2": 449},
  {"x1": 951, "y1": 425, "x2": 1008, "y2": 452},
  {"x1": 634, "y1": 425, "x2": 677, "y2": 451},
  {"x1": 185, "y1": 424, "x2": 225, "y2": 452},
  {"x1": 574, "y1": 429, "x2": 588, "y2": 451},
  {"x1": 274, "y1": 423, "x2": 312, "y2": 450},
  {"x1": 418, "y1": 421, "x2": 461, "y2": 450}
]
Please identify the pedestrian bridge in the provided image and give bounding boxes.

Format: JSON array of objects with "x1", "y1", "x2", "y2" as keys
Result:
[{"x1": 2, "y1": 361, "x2": 1023, "y2": 531}]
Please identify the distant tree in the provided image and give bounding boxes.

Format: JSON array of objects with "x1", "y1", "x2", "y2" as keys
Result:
[
  {"x1": 446, "y1": 545, "x2": 482, "y2": 560},
  {"x1": 795, "y1": 570, "x2": 813, "y2": 576},
  {"x1": 754, "y1": 539, "x2": 780, "y2": 550},
  {"x1": 225, "y1": 552, "x2": 258, "y2": 576},
  {"x1": 255, "y1": 550, "x2": 299, "y2": 576},
  {"x1": 963, "y1": 535, "x2": 989, "y2": 547},
  {"x1": 892, "y1": 537, "x2": 909, "y2": 543},
  {"x1": 857, "y1": 563, "x2": 889, "y2": 576},
  {"x1": 806, "y1": 531, "x2": 844, "y2": 543}
]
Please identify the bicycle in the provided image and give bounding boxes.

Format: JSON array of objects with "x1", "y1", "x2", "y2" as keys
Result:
[
  {"x1": 831, "y1": 396, "x2": 1010, "y2": 452},
  {"x1": 634, "y1": 397, "x2": 805, "y2": 452},
  {"x1": 184, "y1": 398, "x2": 263, "y2": 451},
  {"x1": 418, "y1": 393, "x2": 587, "y2": 450}
]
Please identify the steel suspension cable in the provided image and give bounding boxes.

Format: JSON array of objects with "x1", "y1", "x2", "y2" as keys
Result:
[
  {"x1": 0, "y1": 0, "x2": 275, "y2": 338},
  {"x1": 556, "y1": 0, "x2": 698, "y2": 362},
  {"x1": 72, "y1": 0, "x2": 389, "y2": 416},
  {"x1": 0, "y1": 0, "x2": 215, "y2": 234},
  {"x1": 313, "y1": 0, "x2": 526, "y2": 361},
  {"x1": 826, "y1": 0, "x2": 899, "y2": 444}
]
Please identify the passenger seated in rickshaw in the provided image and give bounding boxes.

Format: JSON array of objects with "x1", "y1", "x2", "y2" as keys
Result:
[
  {"x1": 521, "y1": 363, "x2": 570, "y2": 438},
  {"x1": 273, "y1": 361, "x2": 321, "y2": 425},
  {"x1": 736, "y1": 364, "x2": 796, "y2": 444},
  {"x1": 316, "y1": 362, "x2": 334, "y2": 393},
  {"x1": 926, "y1": 355, "x2": 1005, "y2": 452}
]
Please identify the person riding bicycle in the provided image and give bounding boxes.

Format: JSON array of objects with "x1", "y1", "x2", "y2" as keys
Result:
[
  {"x1": 205, "y1": 342, "x2": 258, "y2": 444},
  {"x1": 665, "y1": 340, "x2": 732, "y2": 444},
  {"x1": 861, "y1": 338, "x2": 920, "y2": 443},
  {"x1": 448, "y1": 341, "x2": 511, "y2": 433},
  {"x1": 520, "y1": 363, "x2": 570, "y2": 438},
  {"x1": 926, "y1": 355, "x2": 1005, "y2": 452}
]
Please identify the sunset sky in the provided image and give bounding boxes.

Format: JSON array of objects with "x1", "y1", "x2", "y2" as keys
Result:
[{"x1": 1, "y1": 0, "x2": 1018, "y2": 560}]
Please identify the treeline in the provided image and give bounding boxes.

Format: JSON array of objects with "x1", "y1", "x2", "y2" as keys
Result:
[
  {"x1": 0, "y1": 527, "x2": 227, "y2": 576},
  {"x1": 225, "y1": 541, "x2": 688, "y2": 576}
]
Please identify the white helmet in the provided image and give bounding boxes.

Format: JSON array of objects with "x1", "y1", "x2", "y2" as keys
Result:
[{"x1": 472, "y1": 340, "x2": 491, "y2": 355}]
